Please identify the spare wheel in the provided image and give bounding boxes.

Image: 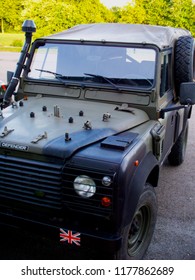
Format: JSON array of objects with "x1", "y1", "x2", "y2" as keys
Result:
[{"x1": 174, "y1": 36, "x2": 195, "y2": 96}]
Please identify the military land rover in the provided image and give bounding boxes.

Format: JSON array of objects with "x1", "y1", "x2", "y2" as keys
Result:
[{"x1": 0, "y1": 21, "x2": 195, "y2": 259}]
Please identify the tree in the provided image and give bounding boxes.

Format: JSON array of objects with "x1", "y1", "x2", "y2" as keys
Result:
[
  {"x1": 0, "y1": 1, "x2": 8, "y2": 33},
  {"x1": 118, "y1": 1, "x2": 147, "y2": 24},
  {"x1": 0, "y1": 0, "x2": 24, "y2": 32},
  {"x1": 1, "y1": 0, "x2": 194, "y2": 37},
  {"x1": 21, "y1": 0, "x2": 113, "y2": 37},
  {"x1": 116, "y1": 0, "x2": 195, "y2": 36},
  {"x1": 169, "y1": 0, "x2": 195, "y2": 35},
  {"x1": 119, "y1": 0, "x2": 171, "y2": 25},
  {"x1": 142, "y1": 0, "x2": 171, "y2": 26},
  {"x1": 76, "y1": 0, "x2": 114, "y2": 23}
]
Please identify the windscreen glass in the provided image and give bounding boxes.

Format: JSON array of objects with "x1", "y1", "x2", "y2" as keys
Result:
[{"x1": 28, "y1": 43, "x2": 156, "y2": 89}]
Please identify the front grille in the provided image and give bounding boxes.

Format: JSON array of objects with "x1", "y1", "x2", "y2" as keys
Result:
[
  {"x1": 62, "y1": 166, "x2": 115, "y2": 216},
  {"x1": 0, "y1": 155, "x2": 63, "y2": 210},
  {"x1": 0, "y1": 155, "x2": 115, "y2": 218}
]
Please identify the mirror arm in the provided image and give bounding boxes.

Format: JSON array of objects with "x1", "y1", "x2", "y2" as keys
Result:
[{"x1": 160, "y1": 104, "x2": 190, "y2": 119}]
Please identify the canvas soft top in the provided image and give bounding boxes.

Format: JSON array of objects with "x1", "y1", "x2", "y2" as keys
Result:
[{"x1": 44, "y1": 23, "x2": 190, "y2": 49}]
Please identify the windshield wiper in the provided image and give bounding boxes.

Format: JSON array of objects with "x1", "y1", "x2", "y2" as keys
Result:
[
  {"x1": 84, "y1": 73, "x2": 120, "y2": 91},
  {"x1": 35, "y1": 69, "x2": 86, "y2": 87},
  {"x1": 35, "y1": 69, "x2": 68, "y2": 85},
  {"x1": 35, "y1": 69, "x2": 63, "y2": 77},
  {"x1": 35, "y1": 70, "x2": 121, "y2": 90}
]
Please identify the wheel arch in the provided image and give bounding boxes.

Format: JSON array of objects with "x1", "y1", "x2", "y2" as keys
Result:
[
  {"x1": 146, "y1": 165, "x2": 159, "y2": 188},
  {"x1": 121, "y1": 152, "x2": 159, "y2": 228}
]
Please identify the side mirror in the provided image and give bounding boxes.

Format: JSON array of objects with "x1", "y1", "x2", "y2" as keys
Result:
[{"x1": 180, "y1": 82, "x2": 195, "y2": 105}]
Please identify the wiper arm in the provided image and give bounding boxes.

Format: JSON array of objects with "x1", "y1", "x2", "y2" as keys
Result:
[
  {"x1": 84, "y1": 73, "x2": 120, "y2": 91},
  {"x1": 35, "y1": 70, "x2": 121, "y2": 90},
  {"x1": 35, "y1": 69, "x2": 67, "y2": 85},
  {"x1": 36, "y1": 68, "x2": 63, "y2": 77}
]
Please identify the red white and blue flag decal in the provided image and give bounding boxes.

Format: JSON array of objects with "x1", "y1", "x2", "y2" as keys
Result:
[{"x1": 60, "y1": 229, "x2": 81, "y2": 246}]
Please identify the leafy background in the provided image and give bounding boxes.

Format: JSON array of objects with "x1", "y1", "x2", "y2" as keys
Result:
[{"x1": 0, "y1": 0, "x2": 194, "y2": 37}]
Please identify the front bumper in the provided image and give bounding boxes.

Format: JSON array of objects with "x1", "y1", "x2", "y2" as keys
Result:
[{"x1": 0, "y1": 210, "x2": 121, "y2": 258}]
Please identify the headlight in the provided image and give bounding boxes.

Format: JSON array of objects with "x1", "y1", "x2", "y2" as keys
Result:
[{"x1": 74, "y1": 175, "x2": 96, "y2": 198}]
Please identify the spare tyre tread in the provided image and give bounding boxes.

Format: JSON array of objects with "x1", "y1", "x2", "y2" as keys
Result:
[{"x1": 174, "y1": 36, "x2": 194, "y2": 95}]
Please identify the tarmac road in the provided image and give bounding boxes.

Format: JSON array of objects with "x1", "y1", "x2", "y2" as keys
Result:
[
  {"x1": 0, "y1": 52, "x2": 194, "y2": 260},
  {"x1": 0, "y1": 52, "x2": 19, "y2": 83}
]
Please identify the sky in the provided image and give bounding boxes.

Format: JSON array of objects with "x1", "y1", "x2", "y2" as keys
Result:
[{"x1": 100, "y1": 0, "x2": 130, "y2": 8}]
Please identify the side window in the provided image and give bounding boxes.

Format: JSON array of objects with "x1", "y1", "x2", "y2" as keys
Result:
[{"x1": 160, "y1": 53, "x2": 172, "y2": 97}]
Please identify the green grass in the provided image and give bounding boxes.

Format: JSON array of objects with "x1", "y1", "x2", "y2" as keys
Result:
[{"x1": 0, "y1": 33, "x2": 24, "y2": 52}]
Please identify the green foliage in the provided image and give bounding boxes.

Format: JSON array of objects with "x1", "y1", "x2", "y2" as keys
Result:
[
  {"x1": 116, "y1": 0, "x2": 195, "y2": 36},
  {"x1": 11, "y1": 39, "x2": 23, "y2": 47},
  {"x1": 0, "y1": 0, "x2": 194, "y2": 37},
  {"x1": 0, "y1": 0, "x2": 24, "y2": 32},
  {"x1": 0, "y1": 33, "x2": 24, "y2": 51},
  {"x1": 168, "y1": 0, "x2": 195, "y2": 34},
  {"x1": 0, "y1": 33, "x2": 24, "y2": 46},
  {"x1": 21, "y1": 0, "x2": 114, "y2": 38},
  {"x1": 116, "y1": 1, "x2": 147, "y2": 24}
]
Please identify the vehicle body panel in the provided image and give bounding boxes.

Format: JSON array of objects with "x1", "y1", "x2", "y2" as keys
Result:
[{"x1": 0, "y1": 23, "x2": 194, "y2": 259}]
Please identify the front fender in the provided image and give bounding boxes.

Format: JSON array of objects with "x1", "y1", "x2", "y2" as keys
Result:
[{"x1": 120, "y1": 151, "x2": 159, "y2": 228}]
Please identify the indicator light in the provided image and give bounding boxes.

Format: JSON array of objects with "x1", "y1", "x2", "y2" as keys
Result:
[
  {"x1": 134, "y1": 160, "x2": 139, "y2": 166},
  {"x1": 101, "y1": 196, "x2": 111, "y2": 207},
  {"x1": 102, "y1": 176, "x2": 112, "y2": 186}
]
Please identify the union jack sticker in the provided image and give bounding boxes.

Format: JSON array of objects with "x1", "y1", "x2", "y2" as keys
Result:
[{"x1": 60, "y1": 228, "x2": 81, "y2": 246}]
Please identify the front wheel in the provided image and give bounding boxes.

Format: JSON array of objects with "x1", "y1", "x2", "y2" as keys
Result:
[{"x1": 116, "y1": 184, "x2": 157, "y2": 259}]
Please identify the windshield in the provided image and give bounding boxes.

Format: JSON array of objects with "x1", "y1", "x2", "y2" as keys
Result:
[{"x1": 28, "y1": 43, "x2": 156, "y2": 89}]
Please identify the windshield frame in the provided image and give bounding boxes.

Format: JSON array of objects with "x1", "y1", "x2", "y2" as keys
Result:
[{"x1": 25, "y1": 39, "x2": 158, "y2": 92}]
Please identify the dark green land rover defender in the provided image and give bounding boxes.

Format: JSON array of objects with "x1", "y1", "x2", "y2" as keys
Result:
[{"x1": 0, "y1": 21, "x2": 194, "y2": 259}]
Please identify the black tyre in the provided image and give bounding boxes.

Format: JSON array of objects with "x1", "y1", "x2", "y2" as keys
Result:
[
  {"x1": 116, "y1": 184, "x2": 157, "y2": 260},
  {"x1": 174, "y1": 36, "x2": 195, "y2": 96},
  {"x1": 168, "y1": 122, "x2": 189, "y2": 166}
]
